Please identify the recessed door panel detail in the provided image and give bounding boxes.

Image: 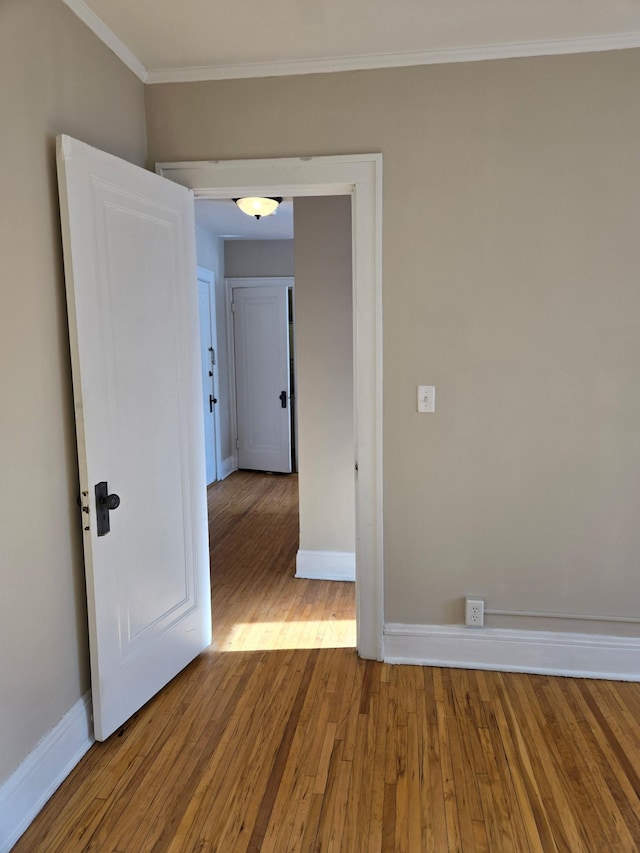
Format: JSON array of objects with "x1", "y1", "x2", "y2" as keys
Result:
[
  {"x1": 57, "y1": 135, "x2": 211, "y2": 740},
  {"x1": 233, "y1": 285, "x2": 292, "y2": 473}
]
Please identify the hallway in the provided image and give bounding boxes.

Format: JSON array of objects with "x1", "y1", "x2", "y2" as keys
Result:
[{"x1": 208, "y1": 471, "x2": 356, "y2": 652}]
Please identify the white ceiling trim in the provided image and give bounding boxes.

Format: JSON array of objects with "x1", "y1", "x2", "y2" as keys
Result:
[
  {"x1": 61, "y1": 0, "x2": 147, "y2": 82},
  {"x1": 60, "y1": 0, "x2": 640, "y2": 85},
  {"x1": 146, "y1": 32, "x2": 640, "y2": 83}
]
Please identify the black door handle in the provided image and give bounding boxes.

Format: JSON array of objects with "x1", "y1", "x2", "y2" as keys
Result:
[
  {"x1": 105, "y1": 493, "x2": 120, "y2": 511},
  {"x1": 95, "y1": 481, "x2": 121, "y2": 536},
  {"x1": 280, "y1": 390, "x2": 287, "y2": 409},
  {"x1": 209, "y1": 394, "x2": 217, "y2": 412}
]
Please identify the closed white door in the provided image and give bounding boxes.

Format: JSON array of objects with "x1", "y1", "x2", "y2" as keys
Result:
[
  {"x1": 197, "y1": 267, "x2": 219, "y2": 485},
  {"x1": 57, "y1": 135, "x2": 212, "y2": 741},
  {"x1": 233, "y1": 285, "x2": 291, "y2": 473}
]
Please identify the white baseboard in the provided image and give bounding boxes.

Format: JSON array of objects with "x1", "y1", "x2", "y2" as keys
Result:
[
  {"x1": 383, "y1": 623, "x2": 640, "y2": 681},
  {"x1": 0, "y1": 692, "x2": 94, "y2": 853},
  {"x1": 296, "y1": 549, "x2": 356, "y2": 582},
  {"x1": 219, "y1": 454, "x2": 237, "y2": 481}
]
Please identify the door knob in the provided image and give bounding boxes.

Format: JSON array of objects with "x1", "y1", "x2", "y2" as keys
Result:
[
  {"x1": 105, "y1": 493, "x2": 120, "y2": 511},
  {"x1": 279, "y1": 390, "x2": 287, "y2": 409},
  {"x1": 95, "y1": 481, "x2": 121, "y2": 536}
]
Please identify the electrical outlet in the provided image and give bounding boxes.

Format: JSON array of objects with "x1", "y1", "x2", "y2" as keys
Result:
[{"x1": 465, "y1": 597, "x2": 484, "y2": 627}]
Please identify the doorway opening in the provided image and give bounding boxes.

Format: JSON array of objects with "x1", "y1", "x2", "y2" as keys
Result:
[
  {"x1": 158, "y1": 154, "x2": 384, "y2": 661},
  {"x1": 195, "y1": 195, "x2": 357, "y2": 652}
]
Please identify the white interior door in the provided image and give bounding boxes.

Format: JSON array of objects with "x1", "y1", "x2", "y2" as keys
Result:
[
  {"x1": 57, "y1": 135, "x2": 211, "y2": 741},
  {"x1": 197, "y1": 267, "x2": 219, "y2": 485},
  {"x1": 233, "y1": 285, "x2": 291, "y2": 473}
]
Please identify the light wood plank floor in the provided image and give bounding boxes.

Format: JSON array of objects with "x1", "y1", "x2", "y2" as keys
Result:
[{"x1": 14, "y1": 471, "x2": 640, "y2": 851}]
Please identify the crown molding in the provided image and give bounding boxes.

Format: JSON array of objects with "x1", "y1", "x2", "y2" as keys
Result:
[
  {"x1": 145, "y1": 32, "x2": 640, "y2": 83},
  {"x1": 61, "y1": 0, "x2": 147, "y2": 82},
  {"x1": 58, "y1": 2, "x2": 640, "y2": 86}
]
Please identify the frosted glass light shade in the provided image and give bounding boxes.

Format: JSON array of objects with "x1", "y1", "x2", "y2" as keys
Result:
[{"x1": 234, "y1": 197, "x2": 282, "y2": 219}]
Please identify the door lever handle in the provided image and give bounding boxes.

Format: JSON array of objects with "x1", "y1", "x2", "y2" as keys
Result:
[{"x1": 280, "y1": 390, "x2": 287, "y2": 409}]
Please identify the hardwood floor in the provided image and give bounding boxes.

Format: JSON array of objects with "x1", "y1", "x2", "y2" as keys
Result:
[
  {"x1": 207, "y1": 472, "x2": 355, "y2": 652},
  {"x1": 13, "y1": 471, "x2": 640, "y2": 851}
]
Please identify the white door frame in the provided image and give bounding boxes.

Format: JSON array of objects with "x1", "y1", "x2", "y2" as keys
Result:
[
  {"x1": 157, "y1": 154, "x2": 383, "y2": 661},
  {"x1": 225, "y1": 276, "x2": 294, "y2": 474},
  {"x1": 197, "y1": 265, "x2": 223, "y2": 483}
]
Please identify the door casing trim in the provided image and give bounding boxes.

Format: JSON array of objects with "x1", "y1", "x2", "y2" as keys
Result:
[{"x1": 157, "y1": 154, "x2": 383, "y2": 660}]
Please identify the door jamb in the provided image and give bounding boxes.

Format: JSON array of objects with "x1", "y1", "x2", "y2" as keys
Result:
[{"x1": 156, "y1": 154, "x2": 383, "y2": 661}]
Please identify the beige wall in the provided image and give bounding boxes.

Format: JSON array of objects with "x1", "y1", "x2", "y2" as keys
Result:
[
  {"x1": 0, "y1": 0, "x2": 146, "y2": 782},
  {"x1": 225, "y1": 239, "x2": 294, "y2": 278},
  {"x1": 294, "y1": 197, "x2": 355, "y2": 553},
  {"x1": 146, "y1": 51, "x2": 640, "y2": 634}
]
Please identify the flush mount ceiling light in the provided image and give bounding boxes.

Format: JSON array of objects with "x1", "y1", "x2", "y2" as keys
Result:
[{"x1": 233, "y1": 196, "x2": 283, "y2": 220}]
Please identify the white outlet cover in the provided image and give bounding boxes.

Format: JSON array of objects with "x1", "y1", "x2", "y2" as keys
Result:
[
  {"x1": 417, "y1": 385, "x2": 435, "y2": 413},
  {"x1": 465, "y1": 597, "x2": 485, "y2": 627}
]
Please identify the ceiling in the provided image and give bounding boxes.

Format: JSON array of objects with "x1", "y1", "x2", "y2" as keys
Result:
[
  {"x1": 64, "y1": 0, "x2": 640, "y2": 83},
  {"x1": 195, "y1": 199, "x2": 294, "y2": 241}
]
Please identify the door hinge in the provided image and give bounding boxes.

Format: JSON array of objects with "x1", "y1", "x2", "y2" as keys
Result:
[
  {"x1": 236, "y1": 438, "x2": 240, "y2": 450},
  {"x1": 231, "y1": 302, "x2": 235, "y2": 313}
]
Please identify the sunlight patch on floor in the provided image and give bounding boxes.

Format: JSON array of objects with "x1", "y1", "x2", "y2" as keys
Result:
[{"x1": 215, "y1": 618, "x2": 357, "y2": 652}]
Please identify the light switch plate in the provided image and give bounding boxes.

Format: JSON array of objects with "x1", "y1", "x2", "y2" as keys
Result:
[{"x1": 417, "y1": 385, "x2": 435, "y2": 413}]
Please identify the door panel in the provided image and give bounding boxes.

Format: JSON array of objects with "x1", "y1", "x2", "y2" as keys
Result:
[
  {"x1": 57, "y1": 135, "x2": 211, "y2": 741},
  {"x1": 198, "y1": 268, "x2": 218, "y2": 485},
  {"x1": 233, "y1": 285, "x2": 291, "y2": 473}
]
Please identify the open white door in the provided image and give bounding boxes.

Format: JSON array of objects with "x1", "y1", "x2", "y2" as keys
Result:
[
  {"x1": 57, "y1": 135, "x2": 211, "y2": 741},
  {"x1": 233, "y1": 284, "x2": 292, "y2": 473},
  {"x1": 197, "y1": 267, "x2": 220, "y2": 485}
]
